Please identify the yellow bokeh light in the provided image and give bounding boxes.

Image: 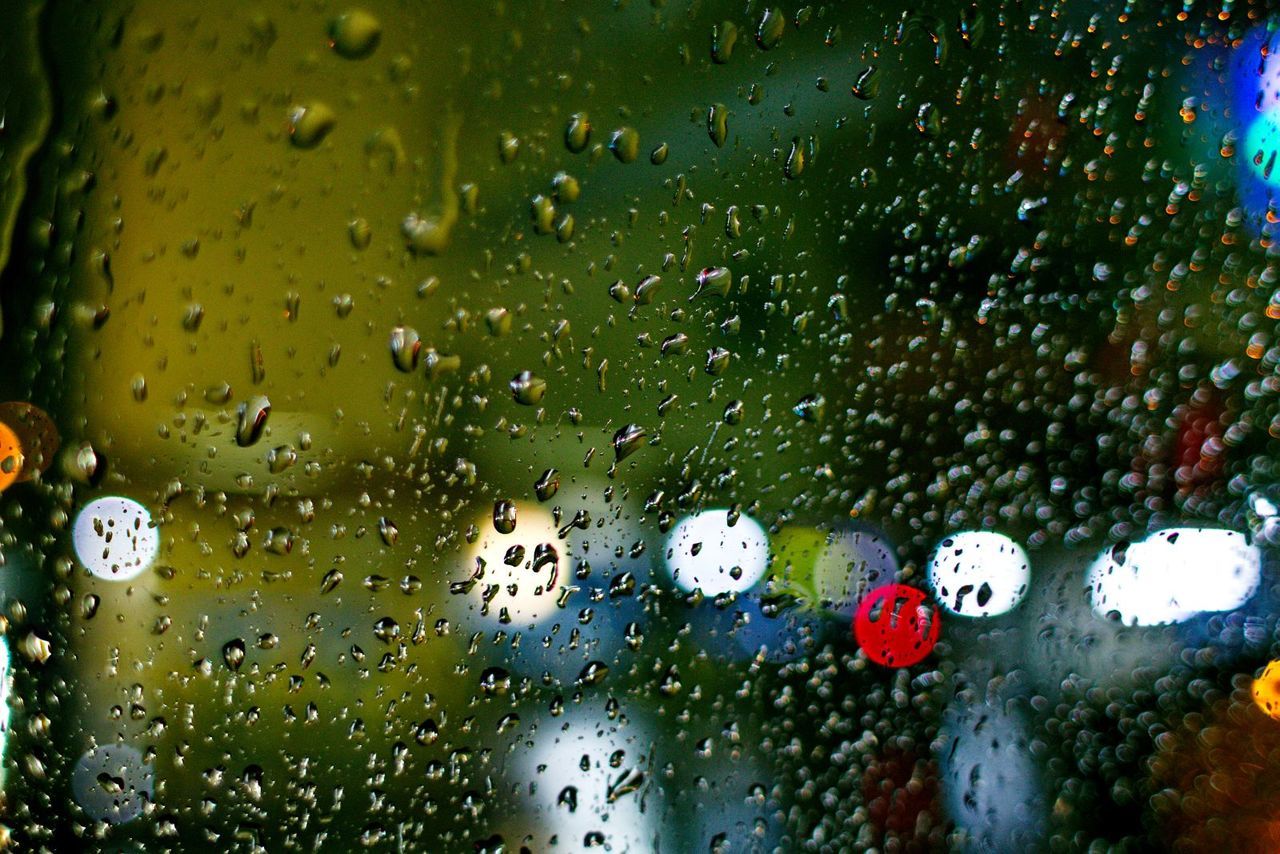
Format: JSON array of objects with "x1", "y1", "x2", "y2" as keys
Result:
[{"x1": 1252, "y1": 661, "x2": 1280, "y2": 720}]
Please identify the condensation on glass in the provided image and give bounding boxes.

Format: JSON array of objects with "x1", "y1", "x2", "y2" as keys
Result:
[{"x1": 0, "y1": 1, "x2": 1279, "y2": 850}]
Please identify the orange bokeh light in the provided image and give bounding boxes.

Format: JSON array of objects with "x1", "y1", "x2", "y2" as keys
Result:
[{"x1": 0, "y1": 422, "x2": 22, "y2": 492}]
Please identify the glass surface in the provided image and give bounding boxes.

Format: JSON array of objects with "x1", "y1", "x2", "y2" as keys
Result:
[{"x1": 2, "y1": 1, "x2": 1280, "y2": 850}]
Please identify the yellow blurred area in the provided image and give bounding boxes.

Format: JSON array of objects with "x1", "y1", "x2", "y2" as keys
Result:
[
  {"x1": 766, "y1": 526, "x2": 826, "y2": 605},
  {"x1": 1252, "y1": 660, "x2": 1280, "y2": 721},
  {"x1": 62, "y1": 0, "x2": 483, "y2": 494}
]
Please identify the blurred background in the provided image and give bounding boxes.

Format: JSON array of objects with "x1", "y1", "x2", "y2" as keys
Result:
[{"x1": 2, "y1": 0, "x2": 1280, "y2": 850}]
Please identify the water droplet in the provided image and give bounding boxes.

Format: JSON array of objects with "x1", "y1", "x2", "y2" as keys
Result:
[
  {"x1": 235, "y1": 395, "x2": 271, "y2": 447},
  {"x1": 705, "y1": 347, "x2": 732, "y2": 375},
  {"x1": 558, "y1": 786, "x2": 579, "y2": 812},
  {"x1": 401, "y1": 212, "x2": 451, "y2": 256},
  {"x1": 756, "y1": 7, "x2": 786, "y2": 49},
  {"x1": 65, "y1": 441, "x2": 106, "y2": 485},
  {"x1": 532, "y1": 543, "x2": 558, "y2": 573},
  {"x1": 249, "y1": 339, "x2": 265, "y2": 384},
  {"x1": 552, "y1": 171, "x2": 580, "y2": 203},
  {"x1": 389, "y1": 326, "x2": 421, "y2": 372},
  {"x1": 264, "y1": 527, "x2": 294, "y2": 555},
  {"x1": 266, "y1": 444, "x2": 296, "y2": 473},
  {"x1": 479, "y1": 666, "x2": 511, "y2": 695},
  {"x1": 182, "y1": 303, "x2": 204, "y2": 331},
  {"x1": 613, "y1": 424, "x2": 646, "y2": 461},
  {"x1": 609, "y1": 572, "x2": 636, "y2": 598},
  {"x1": 498, "y1": 131, "x2": 520, "y2": 164},
  {"x1": 707, "y1": 103, "x2": 729, "y2": 148},
  {"x1": 222, "y1": 638, "x2": 246, "y2": 671},
  {"x1": 348, "y1": 217, "x2": 371, "y2": 249},
  {"x1": 333, "y1": 293, "x2": 355, "y2": 318},
  {"x1": 510, "y1": 371, "x2": 547, "y2": 405},
  {"x1": 660, "y1": 333, "x2": 689, "y2": 357},
  {"x1": 530, "y1": 194, "x2": 556, "y2": 235},
  {"x1": 378, "y1": 517, "x2": 399, "y2": 546},
  {"x1": 576, "y1": 661, "x2": 610, "y2": 686},
  {"x1": 634, "y1": 274, "x2": 662, "y2": 305},
  {"x1": 372, "y1": 616, "x2": 400, "y2": 644},
  {"x1": 793, "y1": 393, "x2": 825, "y2": 422},
  {"x1": 287, "y1": 102, "x2": 337, "y2": 148},
  {"x1": 784, "y1": 137, "x2": 805, "y2": 179},
  {"x1": 415, "y1": 719, "x2": 440, "y2": 745},
  {"x1": 694, "y1": 266, "x2": 732, "y2": 299},
  {"x1": 535, "y1": 469, "x2": 560, "y2": 502},
  {"x1": 493, "y1": 500, "x2": 518, "y2": 534},
  {"x1": 711, "y1": 20, "x2": 738, "y2": 63},
  {"x1": 725, "y1": 205, "x2": 741, "y2": 238},
  {"x1": 321, "y1": 568, "x2": 343, "y2": 594},
  {"x1": 852, "y1": 65, "x2": 880, "y2": 100},
  {"x1": 564, "y1": 112, "x2": 591, "y2": 153},
  {"x1": 328, "y1": 8, "x2": 381, "y2": 58},
  {"x1": 555, "y1": 213, "x2": 575, "y2": 242},
  {"x1": 609, "y1": 127, "x2": 639, "y2": 163},
  {"x1": 915, "y1": 102, "x2": 940, "y2": 137}
]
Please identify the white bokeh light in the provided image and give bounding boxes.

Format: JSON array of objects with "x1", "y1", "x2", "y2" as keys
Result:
[
  {"x1": 73, "y1": 496, "x2": 159, "y2": 581},
  {"x1": 664, "y1": 509, "x2": 768, "y2": 595},
  {"x1": 514, "y1": 711, "x2": 655, "y2": 850},
  {"x1": 71, "y1": 743, "x2": 154, "y2": 824},
  {"x1": 939, "y1": 700, "x2": 1046, "y2": 849},
  {"x1": 927, "y1": 531, "x2": 1030, "y2": 618},
  {"x1": 465, "y1": 502, "x2": 568, "y2": 624},
  {"x1": 1086, "y1": 527, "x2": 1261, "y2": 626}
]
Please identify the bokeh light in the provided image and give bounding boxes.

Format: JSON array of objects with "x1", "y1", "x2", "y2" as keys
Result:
[
  {"x1": 0, "y1": 401, "x2": 58, "y2": 483},
  {"x1": 463, "y1": 502, "x2": 567, "y2": 625},
  {"x1": 72, "y1": 496, "x2": 160, "y2": 581},
  {"x1": 1085, "y1": 527, "x2": 1260, "y2": 626},
  {"x1": 0, "y1": 421, "x2": 21, "y2": 492},
  {"x1": 513, "y1": 711, "x2": 654, "y2": 849},
  {"x1": 1230, "y1": 25, "x2": 1280, "y2": 236},
  {"x1": 938, "y1": 700, "x2": 1046, "y2": 850},
  {"x1": 71, "y1": 743, "x2": 154, "y2": 824},
  {"x1": 0, "y1": 422, "x2": 21, "y2": 494},
  {"x1": 853, "y1": 584, "x2": 940, "y2": 668},
  {"x1": 1253, "y1": 660, "x2": 1280, "y2": 721},
  {"x1": 811, "y1": 525, "x2": 898, "y2": 616},
  {"x1": 926, "y1": 531, "x2": 1030, "y2": 618},
  {"x1": 664, "y1": 509, "x2": 768, "y2": 596}
]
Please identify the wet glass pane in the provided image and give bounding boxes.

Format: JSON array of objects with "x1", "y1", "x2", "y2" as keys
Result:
[{"x1": 2, "y1": 0, "x2": 1280, "y2": 850}]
